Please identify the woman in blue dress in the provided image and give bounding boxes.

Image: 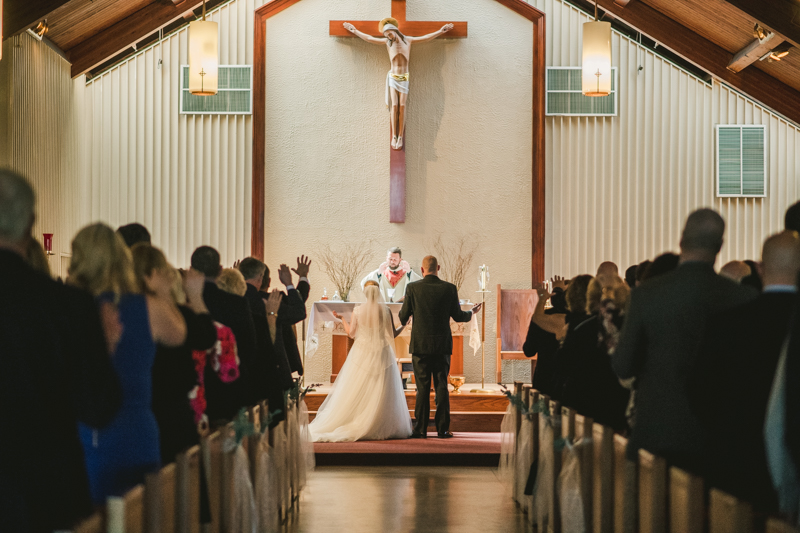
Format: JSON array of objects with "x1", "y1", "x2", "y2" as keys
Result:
[{"x1": 68, "y1": 223, "x2": 186, "y2": 503}]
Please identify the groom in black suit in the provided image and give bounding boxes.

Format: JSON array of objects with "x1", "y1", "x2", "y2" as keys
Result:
[{"x1": 399, "y1": 255, "x2": 482, "y2": 438}]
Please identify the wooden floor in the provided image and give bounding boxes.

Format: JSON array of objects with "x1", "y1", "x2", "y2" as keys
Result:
[{"x1": 286, "y1": 466, "x2": 527, "y2": 533}]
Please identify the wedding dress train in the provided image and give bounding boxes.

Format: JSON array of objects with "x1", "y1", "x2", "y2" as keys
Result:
[{"x1": 309, "y1": 302, "x2": 412, "y2": 442}]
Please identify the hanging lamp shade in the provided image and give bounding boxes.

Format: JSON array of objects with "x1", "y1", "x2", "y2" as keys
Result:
[
  {"x1": 582, "y1": 20, "x2": 612, "y2": 97},
  {"x1": 188, "y1": 19, "x2": 219, "y2": 95}
]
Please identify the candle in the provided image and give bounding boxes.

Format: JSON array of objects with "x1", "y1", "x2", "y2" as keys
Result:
[{"x1": 479, "y1": 265, "x2": 488, "y2": 291}]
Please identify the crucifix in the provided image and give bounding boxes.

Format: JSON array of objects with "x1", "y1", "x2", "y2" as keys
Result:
[{"x1": 330, "y1": 1, "x2": 467, "y2": 223}]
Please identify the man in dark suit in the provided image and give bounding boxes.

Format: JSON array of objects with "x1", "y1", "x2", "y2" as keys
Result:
[
  {"x1": 257, "y1": 256, "x2": 311, "y2": 376},
  {"x1": 690, "y1": 230, "x2": 800, "y2": 513},
  {"x1": 238, "y1": 256, "x2": 295, "y2": 421},
  {"x1": 191, "y1": 246, "x2": 260, "y2": 421},
  {"x1": 613, "y1": 209, "x2": 756, "y2": 472},
  {"x1": 399, "y1": 255, "x2": 482, "y2": 438},
  {"x1": 0, "y1": 169, "x2": 122, "y2": 532}
]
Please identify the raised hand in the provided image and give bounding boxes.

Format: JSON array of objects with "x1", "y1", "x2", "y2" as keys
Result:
[
  {"x1": 536, "y1": 282, "x2": 553, "y2": 301},
  {"x1": 471, "y1": 302, "x2": 483, "y2": 315},
  {"x1": 441, "y1": 23, "x2": 454, "y2": 33},
  {"x1": 551, "y1": 275, "x2": 567, "y2": 291},
  {"x1": 233, "y1": 259, "x2": 241, "y2": 269},
  {"x1": 278, "y1": 264, "x2": 293, "y2": 287},
  {"x1": 264, "y1": 289, "x2": 282, "y2": 316},
  {"x1": 292, "y1": 255, "x2": 312, "y2": 278},
  {"x1": 343, "y1": 22, "x2": 356, "y2": 33}
]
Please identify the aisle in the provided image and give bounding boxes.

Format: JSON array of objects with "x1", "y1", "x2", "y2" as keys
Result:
[{"x1": 288, "y1": 466, "x2": 526, "y2": 533}]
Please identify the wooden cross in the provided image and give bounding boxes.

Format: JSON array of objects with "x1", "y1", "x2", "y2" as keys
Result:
[{"x1": 330, "y1": 0, "x2": 467, "y2": 223}]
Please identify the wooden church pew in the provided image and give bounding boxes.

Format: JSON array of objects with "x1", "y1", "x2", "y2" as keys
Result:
[
  {"x1": 593, "y1": 423, "x2": 614, "y2": 533},
  {"x1": 669, "y1": 466, "x2": 703, "y2": 533},
  {"x1": 709, "y1": 489, "x2": 753, "y2": 533},
  {"x1": 613, "y1": 434, "x2": 635, "y2": 533},
  {"x1": 638, "y1": 450, "x2": 667, "y2": 533},
  {"x1": 203, "y1": 431, "x2": 222, "y2": 533},
  {"x1": 144, "y1": 463, "x2": 176, "y2": 533},
  {"x1": 176, "y1": 445, "x2": 201, "y2": 533},
  {"x1": 575, "y1": 414, "x2": 594, "y2": 530},
  {"x1": 766, "y1": 518, "x2": 800, "y2": 533},
  {"x1": 549, "y1": 399, "x2": 563, "y2": 533},
  {"x1": 105, "y1": 485, "x2": 144, "y2": 533},
  {"x1": 528, "y1": 389, "x2": 540, "y2": 522}
]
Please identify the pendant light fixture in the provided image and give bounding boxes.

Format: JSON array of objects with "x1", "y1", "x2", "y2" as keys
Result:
[
  {"x1": 188, "y1": 0, "x2": 219, "y2": 95},
  {"x1": 582, "y1": 2, "x2": 611, "y2": 97}
]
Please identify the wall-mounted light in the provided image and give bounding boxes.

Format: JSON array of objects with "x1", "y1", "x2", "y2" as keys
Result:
[
  {"x1": 582, "y1": 3, "x2": 612, "y2": 97},
  {"x1": 761, "y1": 41, "x2": 793, "y2": 62},
  {"x1": 188, "y1": 0, "x2": 218, "y2": 95},
  {"x1": 42, "y1": 233, "x2": 54, "y2": 255},
  {"x1": 26, "y1": 20, "x2": 48, "y2": 42},
  {"x1": 753, "y1": 23, "x2": 769, "y2": 41}
]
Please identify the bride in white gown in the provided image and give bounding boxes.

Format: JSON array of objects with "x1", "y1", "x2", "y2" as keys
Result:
[{"x1": 309, "y1": 281, "x2": 413, "y2": 442}]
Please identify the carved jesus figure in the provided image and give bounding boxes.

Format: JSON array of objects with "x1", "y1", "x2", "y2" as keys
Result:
[{"x1": 343, "y1": 18, "x2": 454, "y2": 150}]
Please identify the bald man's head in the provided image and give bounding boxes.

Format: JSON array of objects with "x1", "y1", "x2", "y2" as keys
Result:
[
  {"x1": 719, "y1": 261, "x2": 751, "y2": 283},
  {"x1": 421, "y1": 255, "x2": 439, "y2": 276},
  {"x1": 596, "y1": 261, "x2": 619, "y2": 285},
  {"x1": 761, "y1": 231, "x2": 800, "y2": 288},
  {"x1": 680, "y1": 209, "x2": 725, "y2": 262}
]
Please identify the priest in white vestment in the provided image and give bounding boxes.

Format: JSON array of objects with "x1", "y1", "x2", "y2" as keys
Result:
[{"x1": 361, "y1": 247, "x2": 421, "y2": 303}]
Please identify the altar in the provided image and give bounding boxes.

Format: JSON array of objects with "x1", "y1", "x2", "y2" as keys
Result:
[{"x1": 306, "y1": 301, "x2": 481, "y2": 382}]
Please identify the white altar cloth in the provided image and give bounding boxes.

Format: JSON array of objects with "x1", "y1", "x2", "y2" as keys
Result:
[{"x1": 305, "y1": 301, "x2": 481, "y2": 360}]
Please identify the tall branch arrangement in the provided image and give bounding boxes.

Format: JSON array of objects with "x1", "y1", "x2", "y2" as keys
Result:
[
  {"x1": 316, "y1": 241, "x2": 372, "y2": 301},
  {"x1": 431, "y1": 234, "x2": 477, "y2": 293}
]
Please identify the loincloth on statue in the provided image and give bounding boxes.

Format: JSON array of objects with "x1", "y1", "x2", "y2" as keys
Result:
[{"x1": 385, "y1": 72, "x2": 409, "y2": 107}]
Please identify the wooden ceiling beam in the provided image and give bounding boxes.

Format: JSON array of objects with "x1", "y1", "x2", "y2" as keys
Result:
[
  {"x1": 66, "y1": 0, "x2": 205, "y2": 79},
  {"x1": 4, "y1": 0, "x2": 75, "y2": 37},
  {"x1": 591, "y1": 0, "x2": 800, "y2": 125},
  {"x1": 727, "y1": 33, "x2": 784, "y2": 73},
  {"x1": 722, "y1": 0, "x2": 800, "y2": 49}
]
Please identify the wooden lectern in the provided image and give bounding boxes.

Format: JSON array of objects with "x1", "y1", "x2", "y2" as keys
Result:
[{"x1": 495, "y1": 284, "x2": 538, "y2": 383}]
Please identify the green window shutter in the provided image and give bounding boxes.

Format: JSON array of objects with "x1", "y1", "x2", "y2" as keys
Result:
[
  {"x1": 546, "y1": 67, "x2": 617, "y2": 116},
  {"x1": 716, "y1": 125, "x2": 766, "y2": 198},
  {"x1": 180, "y1": 65, "x2": 252, "y2": 115}
]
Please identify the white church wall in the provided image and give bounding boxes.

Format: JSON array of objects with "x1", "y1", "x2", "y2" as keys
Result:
[
  {"x1": 77, "y1": 0, "x2": 262, "y2": 268},
  {"x1": 67, "y1": 0, "x2": 800, "y2": 383},
  {"x1": 0, "y1": 33, "x2": 78, "y2": 278},
  {"x1": 529, "y1": 0, "x2": 800, "y2": 278}
]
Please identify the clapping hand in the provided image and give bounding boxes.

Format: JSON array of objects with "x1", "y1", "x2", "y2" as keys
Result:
[
  {"x1": 292, "y1": 255, "x2": 312, "y2": 278},
  {"x1": 550, "y1": 275, "x2": 568, "y2": 291}
]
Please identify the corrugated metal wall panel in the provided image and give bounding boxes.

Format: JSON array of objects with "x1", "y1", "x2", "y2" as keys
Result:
[
  {"x1": 78, "y1": 0, "x2": 263, "y2": 267},
  {"x1": 526, "y1": 0, "x2": 800, "y2": 278}
]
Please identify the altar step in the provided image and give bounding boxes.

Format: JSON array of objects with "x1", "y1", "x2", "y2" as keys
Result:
[{"x1": 304, "y1": 389, "x2": 508, "y2": 433}]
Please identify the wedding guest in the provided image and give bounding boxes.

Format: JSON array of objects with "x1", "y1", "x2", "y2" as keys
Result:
[
  {"x1": 0, "y1": 170, "x2": 122, "y2": 532},
  {"x1": 217, "y1": 267, "x2": 247, "y2": 296},
  {"x1": 785, "y1": 200, "x2": 800, "y2": 233},
  {"x1": 720, "y1": 260, "x2": 751, "y2": 283},
  {"x1": 559, "y1": 275, "x2": 631, "y2": 432},
  {"x1": 641, "y1": 252, "x2": 679, "y2": 282},
  {"x1": 612, "y1": 209, "x2": 756, "y2": 473},
  {"x1": 117, "y1": 222, "x2": 151, "y2": 248},
  {"x1": 596, "y1": 261, "x2": 619, "y2": 285},
  {"x1": 191, "y1": 246, "x2": 259, "y2": 419},
  {"x1": 257, "y1": 257, "x2": 311, "y2": 375},
  {"x1": 131, "y1": 244, "x2": 217, "y2": 463},
  {"x1": 525, "y1": 276, "x2": 568, "y2": 397},
  {"x1": 69, "y1": 223, "x2": 186, "y2": 504}
]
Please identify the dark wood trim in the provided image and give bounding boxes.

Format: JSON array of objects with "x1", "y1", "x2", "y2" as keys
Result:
[
  {"x1": 251, "y1": 0, "x2": 305, "y2": 259},
  {"x1": 4, "y1": 0, "x2": 73, "y2": 37},
  {"x1": 722, "y1": 0, "x2": 800, "y2": 49},
  {"x1": 67, "y1": 0, "x2": 205, "y2": 78},
  {"x1": 252, "y1": 0, "x2": 547, "y2": 286},
  {"x1": 593, "y1": 0, "x2": 800, "y2": 126}
]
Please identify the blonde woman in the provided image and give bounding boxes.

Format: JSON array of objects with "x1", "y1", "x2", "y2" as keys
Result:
[
  {"x1": 67, "y1": 223, "x2": 186, "y2": 504},
  {"x1": 309, "y1": 280, "x2": 412, "y2": 442}
]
